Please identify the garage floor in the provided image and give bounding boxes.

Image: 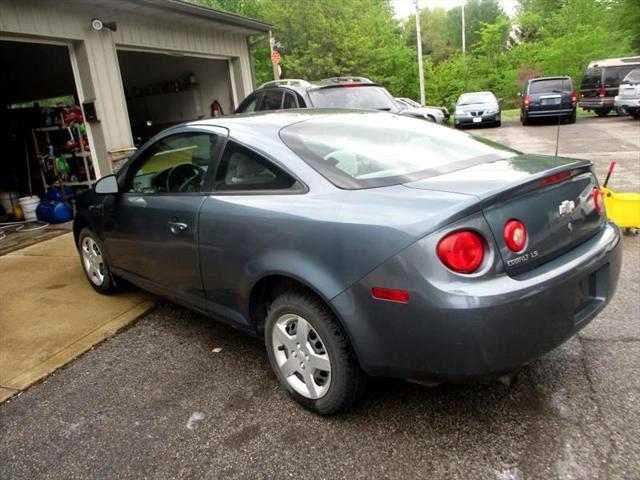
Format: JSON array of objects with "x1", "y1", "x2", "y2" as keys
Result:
[{"x1": 0, "y1": 233, "x2": 155, "y2": 401}]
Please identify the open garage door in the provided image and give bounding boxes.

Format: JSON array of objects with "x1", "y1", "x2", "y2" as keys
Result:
[
  {"x1": 117, "y1": 49, "x2": 234, "y2": 146},
  {"x1": 0, "y1": 39, "x2": 97, "y2": 221}
]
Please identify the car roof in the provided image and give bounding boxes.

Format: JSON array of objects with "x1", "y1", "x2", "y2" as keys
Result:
[
  {"x1": 529, "y1": 76, "x2": 571, "y2": 82},
  {"x1": 256, "y1": 77, "x2": 379, "y2": 95},
  {"x1": 587, "y1": 56, "x2": 640, "y2": 68},
  {"x1": 186, "y1": 108, "x2": 374, "y2": 133}
]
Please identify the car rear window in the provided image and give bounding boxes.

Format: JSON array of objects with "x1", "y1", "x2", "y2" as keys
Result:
[
  {"x1": 581, "y1": 68, "x2": 602, "y2": 88},
  {"x1": 603, "y1": 65, "x2": 638, "y2": 86},
  {"x1": 623, "y1": 69, "x2": 640, "y2": 84},
  {"x1": 529, "y1": 79, "x2": 573, "y2": 94},
  {"x1": 308, "y1": 86, "x2": 398, "y2": 111},
  {"x1": 280, "y1": 112, "x2": 516, "y2": 189}
]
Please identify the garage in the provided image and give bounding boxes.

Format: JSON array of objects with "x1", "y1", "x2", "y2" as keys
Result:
[
  {"x1": 0, "y1": 39, "x2": 94, "y2": 229},
  {"x1": 118, "y1": 49, "x2": 234, "y2": 145},
  {"x1": 0, "y1": 0, "x2": 272, "y2": 246}
]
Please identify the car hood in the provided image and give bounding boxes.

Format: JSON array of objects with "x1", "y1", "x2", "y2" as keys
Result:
[{"x1": 400, "y1": 106, "x2": 442, "y2": 116}]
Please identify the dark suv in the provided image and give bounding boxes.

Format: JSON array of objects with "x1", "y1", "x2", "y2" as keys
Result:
[
  {"x1": 235, "y1": 77, "x2": 403, "y2": 114},
  {"x1": 520, "y1": 76, "x2": 577, "y2": 125},
  {"x1": 579, "y1": 56, "x2": 640, "y2": 116}
]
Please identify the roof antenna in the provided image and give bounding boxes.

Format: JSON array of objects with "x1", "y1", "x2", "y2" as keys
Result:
[{"x1": 555, "y1": 31, "x2": 570, "y2": 158}]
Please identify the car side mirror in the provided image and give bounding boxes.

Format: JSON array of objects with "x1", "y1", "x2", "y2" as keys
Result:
[{"x1": 94, "y1": 174, "x2": 119, "y2": 194}]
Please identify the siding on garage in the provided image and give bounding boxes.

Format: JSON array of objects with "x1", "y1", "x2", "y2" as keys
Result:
[{"x1": 0, "y1": 0, "x2": 265, "y2": 175}]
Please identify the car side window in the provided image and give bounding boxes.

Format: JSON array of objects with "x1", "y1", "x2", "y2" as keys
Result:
[
  {"x1": 283, "y1": 91, "x2": 298, "y2": 109},
  {"x1": 214, "y1": 141, "x2": 296, "y2": 192},
  {"x1": 125, "y1": 132, "x2": 217, "y2": 194},
  {"x1": 236, "y1": 92, "x2": 263, "y2": 113},
  {"x1": 260, "y1": 89, "x2": 284, "y2": 111}
]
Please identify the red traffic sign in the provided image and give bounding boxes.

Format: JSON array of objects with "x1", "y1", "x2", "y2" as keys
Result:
[{"x1": 271, "y1": 50, "x2": 281, "y2": 64}]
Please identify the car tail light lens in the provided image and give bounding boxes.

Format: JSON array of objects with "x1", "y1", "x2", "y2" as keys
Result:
[
  {"x1": 340, "y1": 82, "x2": 363, "y2": 87},
  {"x1": 372, "y1": 287, "x2": 409, "y2": 304},
  {"x1": 571, "y1": 91, "x2": 577, "y2": 103},
  {"x1": 540, "y1": 170, "x2": 571, "y2": 186},
  {"x1": 598, "y1": 86, "x2": 606, "y2": 97},
  {"x1": 524, "y1": 95, "x2": 531, "y2": 106},
  {"x1": 593, "y1": 187, "x2": 603, "y2": 213},
  {"x1": 437, "y1": 231, "x2": 484, "y2": 274},
  {"x1": 504, "y1": 220, "x2": 527, "y2": 253}
]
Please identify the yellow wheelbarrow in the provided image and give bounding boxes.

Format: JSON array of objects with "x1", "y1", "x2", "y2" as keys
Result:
[{"x1": 601, "y1": 160, "x2": 640, "y2": 235}]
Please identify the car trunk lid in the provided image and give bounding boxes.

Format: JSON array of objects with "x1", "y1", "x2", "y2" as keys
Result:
[{"x1": 404, "y1": 155, "x2": 605, "y2": 274}]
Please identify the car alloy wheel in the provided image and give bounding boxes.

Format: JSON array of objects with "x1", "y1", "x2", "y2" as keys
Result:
[
  {"x1": 271, "y1": 313, "x2": 332, "y2": 400},
  {"x1": 81, "y1": 236, "x2": 105, "y2": 286}
]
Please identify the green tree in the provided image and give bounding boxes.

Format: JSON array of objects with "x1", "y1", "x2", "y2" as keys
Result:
[
  {"x1": 446, "y1": 0, "x2": 503, "y2": 51},
  {"x1": 402, "y1": 7, "x2": 454, "y2": 64}
]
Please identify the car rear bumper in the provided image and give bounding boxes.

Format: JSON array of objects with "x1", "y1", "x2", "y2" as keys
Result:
[
  {"x1": 614, "y1": 96, "x2": 640, "y2": 109},
  {"x1": 331, "y1": 221, "x2": 622, "y2": 380},
  {"x1": 579, "y1": 98, "x2": 614, "y2": 109},
  {"x1": 525, "y1": 107, "x2": 575, "y2": 118}
]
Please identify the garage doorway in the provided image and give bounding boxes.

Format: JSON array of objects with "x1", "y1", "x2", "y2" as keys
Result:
[
  {"x1": 0, "y1": 39, "x2": 96, "y2": 222},
  {"x1": 117, "y1": 49, "x2": 234, "y2": 146}
]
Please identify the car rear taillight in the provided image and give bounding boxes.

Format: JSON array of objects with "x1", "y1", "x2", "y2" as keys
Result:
[
  {"x1": 524, "y1": 95, "x2": 531, "y2": 106},
  {"x1": 571, "y1": 91, "x2": 577, "y2": 103},
  {"x1": 340, "y1": 82, "x2": 363, "y2": 87},
  {"x1": 503, "y1": 220, "x2": 527, "y2": 253},
  {"x1": 593, "y1": 187, "x2": 603, "y2": 214},
  {"x1": 598, "y1": 86, "x2": 606, "y2": 97},
  {"x1": 437, "y1": 231, "x2": 484, "y2": 274}
]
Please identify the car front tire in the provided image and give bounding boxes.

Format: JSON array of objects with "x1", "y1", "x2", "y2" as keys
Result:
[
  {"x1": 265, "y1": 290, "x2": 366, "y2": 415},
  {"x1": 78, "y1": 228, "x2": 119, "y2": 294}
]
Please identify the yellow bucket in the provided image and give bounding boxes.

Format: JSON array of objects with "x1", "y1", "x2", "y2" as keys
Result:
[{"x1": 601, "y1": 187, "x2": 640, "y2": 230}]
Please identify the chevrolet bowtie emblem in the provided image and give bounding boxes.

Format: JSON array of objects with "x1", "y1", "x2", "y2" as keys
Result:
[{"x1": 559, "y1": 200, "x2": 575, "y2": 216}]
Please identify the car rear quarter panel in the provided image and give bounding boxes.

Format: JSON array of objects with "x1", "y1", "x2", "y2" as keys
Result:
[{"x1": 197, "y1": 186, "x2": 477, "y2": 328}]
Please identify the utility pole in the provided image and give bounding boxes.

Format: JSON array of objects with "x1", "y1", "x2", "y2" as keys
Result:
[
  {"x1": 461, "y1": 0, "x2": 466, "y2": 54},
  {"x1": 414, "y1": 0, "x2": 425, "y2": 106},
  {"x1": 269, "y1": 30, "x2": 280, "y2": 80}
]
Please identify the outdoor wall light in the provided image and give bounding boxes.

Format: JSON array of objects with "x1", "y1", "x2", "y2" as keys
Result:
[{"x1": 91, "y1": 18, "x2": 117, "y2": 32}]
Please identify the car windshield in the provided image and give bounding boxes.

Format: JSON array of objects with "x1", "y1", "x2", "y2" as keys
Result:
[
  {"x1": 623, "y1": 69, "x2": 640, "y2": 84},
  {"x1": 308, "y1": 86, "x2": 399, "y2": 111},
  {"x1": 280, "y1": 113, "x2": 515, "y2": 189},
  {"x1": 529, "y1": 79, "x2": 572, "y2": 94},
  {"x1": 457, "y1": 92, "x2": 495, "y2": 105}
]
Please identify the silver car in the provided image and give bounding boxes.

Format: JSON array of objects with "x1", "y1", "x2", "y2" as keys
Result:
[
  {"x1": 454, "y1": 91, "x2": 501, "y2": 128},
  {"x1": 615, "y1": 68, "x2": 640, "y2": 119},
  {"x1": 395, "y1": 97, "x2": 448, "y2": 124}
]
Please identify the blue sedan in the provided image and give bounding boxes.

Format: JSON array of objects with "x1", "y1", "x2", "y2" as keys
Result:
[{"x1": 74, "y1": 110, "x2": 621, "y2": 414}]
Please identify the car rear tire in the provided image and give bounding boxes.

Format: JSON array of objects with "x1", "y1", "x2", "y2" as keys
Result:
[
  {"x1": 78, "y1": 228, "x2": 119, "y2": 294},
  {"x1": 265, "y1": 290, "x2": 367, "y2": 415},
  {"x1": 630, "y1": 110, "x2": 640, "y2": 119},
  {"x1": 495, "y1": 120, "x2": 501, "y2": 127},
  {"x1": 595, "y1": 108, "x2": 610, "y2": 117},
  {"x1": 521, "y1": 113, "x2": 529, "y2": 125},
  {"x1": 568, "y1": 112, "x2": 577, "y2": 124}
]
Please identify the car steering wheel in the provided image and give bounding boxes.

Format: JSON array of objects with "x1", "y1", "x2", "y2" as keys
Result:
[{"x1": 166, "y1": 163, "x2": 205, "y2": 193}]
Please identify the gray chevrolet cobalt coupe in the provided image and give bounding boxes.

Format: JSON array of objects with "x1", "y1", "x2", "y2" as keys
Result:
[{"x1": 75, "y1": 110, "x2": 621, "y2": 414}]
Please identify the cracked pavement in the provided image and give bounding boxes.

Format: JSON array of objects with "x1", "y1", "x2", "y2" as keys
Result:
[{"x1": 1, "y1": 115, "x2": 639, "y2": 479}]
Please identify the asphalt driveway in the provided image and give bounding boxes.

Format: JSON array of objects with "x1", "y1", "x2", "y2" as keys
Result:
[{"x1": 1, "y1": 115, "x2": 639, "y2": 480}]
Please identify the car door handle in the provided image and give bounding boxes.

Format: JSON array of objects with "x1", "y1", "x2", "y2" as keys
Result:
[{"x1": 167, "y1": 221, "x2": 188, "y2": 234}]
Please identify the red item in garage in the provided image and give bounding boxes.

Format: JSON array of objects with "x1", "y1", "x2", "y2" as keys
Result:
[
  {"x1": 62, "y1": 108, "x2": 84, "y2": 124},
  {"x1": 210, "y1": 100, "x2": 223, "y2": 118}
]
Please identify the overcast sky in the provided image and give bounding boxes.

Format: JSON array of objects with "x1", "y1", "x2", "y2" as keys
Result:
[{"x1": 391, "y1": 0, "x2": 519, "y2": 19}]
